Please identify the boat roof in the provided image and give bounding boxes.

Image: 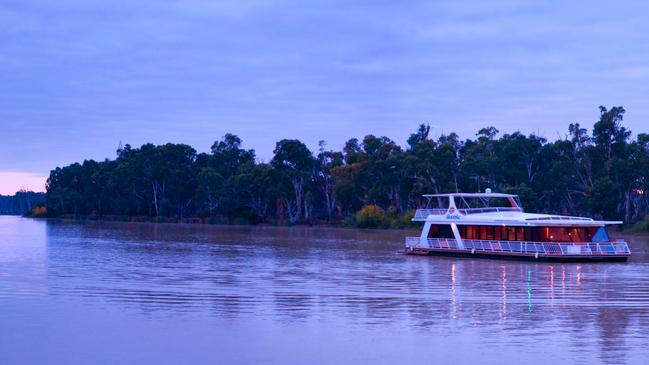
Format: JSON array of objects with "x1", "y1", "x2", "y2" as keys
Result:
[
  {"x1": 415, "y1": 192, "x2": 622, "y2": 225},
  {"x1": 423, "y1": 193, "x2": 517, "y2": 198},
  {"x1": 416, "y1": 210, "x2": 622, "y2": 226}
]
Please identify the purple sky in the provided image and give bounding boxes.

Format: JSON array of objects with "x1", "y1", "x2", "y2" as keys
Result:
[{"x1": 1, "y1": 0, "x2": 649, "y2": 194}]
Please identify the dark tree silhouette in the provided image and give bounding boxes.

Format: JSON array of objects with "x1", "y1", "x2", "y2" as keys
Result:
[{"x1": 44, "y1": 107, "x2": 649, "y2": 226}]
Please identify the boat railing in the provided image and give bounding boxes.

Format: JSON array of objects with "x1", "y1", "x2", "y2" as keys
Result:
[
  {"x1": 405, "y1": 237, "x2": 630, "y2": 256},
  {"x1": 457, "y1": 207, "x2": 523, "y2": 214},
  {"x1": 413, "y1": 207, "x2": 522, "y2": 219},
  {"x1": 525, "y1": 216, "x2": 593, "y2": 222},
  {"x1": 413, "y1": 209, "x2": 448, "y2": 219}
]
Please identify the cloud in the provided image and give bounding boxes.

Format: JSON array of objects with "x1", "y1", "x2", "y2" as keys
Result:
[
  {"x1": 1, "y1": 0, "x2": 649, "y2": 177},
  {"x1": 607, "y1": 67, "x2": 649, "y2": 79}
]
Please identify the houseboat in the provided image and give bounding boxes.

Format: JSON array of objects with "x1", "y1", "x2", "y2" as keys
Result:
[{"x1": 405, "y1": 191, "x2": 630, "y2": 261}]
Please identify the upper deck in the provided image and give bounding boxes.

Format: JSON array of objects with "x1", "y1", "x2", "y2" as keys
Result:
[{"x1": 413, "y1": 192, "x2": 622, "y2": 227}]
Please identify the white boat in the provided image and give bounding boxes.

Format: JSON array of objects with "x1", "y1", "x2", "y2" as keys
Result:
[{"x1": 405, "y1": 192, "x2": 630, "y2": 261}]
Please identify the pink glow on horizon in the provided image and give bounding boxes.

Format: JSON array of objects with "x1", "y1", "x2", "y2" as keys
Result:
[{"x1": 0, "y1": 172, "x2": 47, "y2": 195}]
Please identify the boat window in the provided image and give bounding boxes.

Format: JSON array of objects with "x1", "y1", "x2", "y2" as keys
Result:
[
  {"x1": 452, "y1": 196, "x2": 521, "y2": 212},
  {"x1": 479, "y1": 226, "x2": 488, "y2": 240},
  {"x1": 494, "y1": 226, "x2": 502, "y2": 240},
  {"x1": 457, "y1": 225, "x2": 609, "y2": 243},
  {"x1": 514, "y1": 196, "x2": 523, "y2": 209},
  {"x1": 460, "y1": 225, "x2": 526, "y2": 241},
  {"x1": 592, "y1": 227, "x2": 610, "y2": 242},
  {"x1": 461, "y1": 225, "x2": 478, "y2": 239},
  {"x1": 506, "y1": 227, "x2": 517, "y2": 241},
  {"x1": 485, "y1": 198, "x2": 510, "y2": 208},
  {"x1": 549, "y1": 227, "x2": 566, "y2": 241},
  {"x1": 428, "y1": 224, "x2": 455, "y2": 239},
  {"x1": 524, "y1": 227, "x2": 533, "y2": 241},
  {"x1": 535, "y1": 226, "x2": 607, "y2": 242}
]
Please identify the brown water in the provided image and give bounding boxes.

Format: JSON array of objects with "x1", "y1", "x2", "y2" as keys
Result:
[{"x1": 1, "y1": 216, "x2": 648, "y2": 365}]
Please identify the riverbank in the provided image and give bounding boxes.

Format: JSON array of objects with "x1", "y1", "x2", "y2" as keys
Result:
[
  {"x1": 26, "y1": 214, "x2": 649, "y2": 238},
  {"x1": 31, "y1": 212, "x2": 419, "y2": 230},
  {"x1": 28, "y1": 204, "x2": 419, "y2": 229}
]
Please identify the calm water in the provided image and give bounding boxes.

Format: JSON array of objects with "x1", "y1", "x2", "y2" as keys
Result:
[{"x1": 1, "y1": 216, "x2": 648, "y2": 365}]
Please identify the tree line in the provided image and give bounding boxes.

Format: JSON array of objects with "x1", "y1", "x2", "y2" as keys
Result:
[
  {"x1": 0, "y1": 191, "x2": 45, "y2": 215},
  {"x1": 45, "y1": 106, "x2": 649, "y2": 226}
]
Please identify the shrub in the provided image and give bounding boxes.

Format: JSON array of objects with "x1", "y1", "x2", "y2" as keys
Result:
[
  {"x1": 390, "y1": 210, "x2": 417, "y2": 229},
  {"x1": 355, "y1": 205, "x2": 387, "y2": 228},
  {"x1": 631, "y1": 216, "x2": 649, "y2": 233},
  {"x1": 24, "y1": 205, "x2": 47, "y2": 217}
]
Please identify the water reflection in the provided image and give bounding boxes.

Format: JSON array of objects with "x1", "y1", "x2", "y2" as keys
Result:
[
  {"x1": 0, "y1": 217, "x2": 648, "y2": 364},
  {"x1": 500, "y1": 265, "x2": 506, "y2": 320}
]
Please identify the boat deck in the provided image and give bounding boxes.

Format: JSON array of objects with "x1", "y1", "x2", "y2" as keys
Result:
[{"x1": 405, "y1": 237, "x2": 631, "y2": 262}]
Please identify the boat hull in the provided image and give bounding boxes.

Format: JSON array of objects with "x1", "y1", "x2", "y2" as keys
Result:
[{"x1": 406, "y1": 247, "x2": 629, "y2": 262}]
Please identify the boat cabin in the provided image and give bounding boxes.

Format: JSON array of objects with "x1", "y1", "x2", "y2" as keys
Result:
[{"x1": 405, "y1": 192, "x2": 630, "y2": 261}]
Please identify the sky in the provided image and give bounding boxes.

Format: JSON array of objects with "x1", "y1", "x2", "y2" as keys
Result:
[{"x1": 1, "y1": 0, "x2": 649, "y2": 194}]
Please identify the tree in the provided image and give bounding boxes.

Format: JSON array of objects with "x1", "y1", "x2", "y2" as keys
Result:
[
  {"x1": 195, "y1": 167, "x2": 224, "y2": 217},
  {"x1": 477, "y1": 126, "x2": 499, "y2": 141},
  {"x1": 403, "y1": 125, "x2": 458, "y2": 209},
  {"x1": 360, "y1": 135, "x2": 404, "y2": 209},
  {"x1": 316, "y1": 141, "x2": 344, "y2": 220},
  {"x1": 226, "y1": 162, "x2": 276, "y2": 222},
  {"x1": 593, "y1": 106, "x2": 629, "y2": 164},
  {"x1": 210, "y1": 133, "x2": 255, "y2": 178},
  {"x1": 271, "y1": 139, "x2": 315, "y2": 223},
  {"x1": 42, "y1": 106, "x2": 649, "y2": 227},
  {"x1": 406, "y1": 124, "x2": 431, "y2": 149}
]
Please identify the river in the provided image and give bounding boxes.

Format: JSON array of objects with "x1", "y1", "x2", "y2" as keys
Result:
[{"x1": 1, "y1": 216, "x2": 648, "y2": 364}]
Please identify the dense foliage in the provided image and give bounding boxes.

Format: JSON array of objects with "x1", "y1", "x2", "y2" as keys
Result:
[
  {"x1": 45, "y1": 106, "x2": 649, "y2": 226},
  {"x1": 0, "y1": 191, "x2": 45, "y2": 215}
]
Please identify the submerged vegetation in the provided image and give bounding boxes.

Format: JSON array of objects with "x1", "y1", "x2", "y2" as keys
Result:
[{"x1": 44, "y1": 106, "x2": 649, "y2": 227}]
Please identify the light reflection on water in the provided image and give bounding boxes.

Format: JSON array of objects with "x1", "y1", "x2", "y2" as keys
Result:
[{"x1": 0, "y1": 216, "x2": 648, "y2": 365}]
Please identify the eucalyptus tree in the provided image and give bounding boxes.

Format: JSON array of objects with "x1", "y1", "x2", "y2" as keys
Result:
[
  {"x1": 458, "y1": 127, "x2": 500, "y2": 192},
  {"x1": 361, "y1": 134, "x2": 404, "y2": 210},
  {"x1": 42, "y1": 105, "x2": 649, "y2": 226},
  {"x1": 567, "y1": 122, "x2": 594, "y2": 192},
  {"x1": 495, "y1": 132, "x2": 545, "y2": 187},
  {"x1": 533, "y1": 140, "x2": 582, "y2": 214},
  {"x1": 332, "y1": 138, "x2": 368, "y2": 214},
  {"x1": 592, "y1": 106, "x2": 629, "y2": 168},
  {"x1": 210, "y1": 133, "x2": 255, "y2": 179},
  {"x1": 225, "y1": 162, "x2": 276, "y2": 222},
  {"x1": 404, "y1": 124, "x2": 459, "y2": 209},
  {"x1": 46, "y1": 162, "x2": 86, "y2": 216},
  {"x1": 147, "y1": 143, "x2": 197, "y2": 217},
  {"x1": 316, "y1": 141, "x2": 344, "y2": 220},
  {"x1": 588, "y1": 106, "x2": 632, "y2": 219},
  {"x1": 195, "y1": 167, "x2": 224, "y2": 217},
  {"x1": 271, "y1": 139, "x2": 315, "y2": 223}
]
